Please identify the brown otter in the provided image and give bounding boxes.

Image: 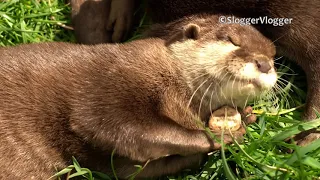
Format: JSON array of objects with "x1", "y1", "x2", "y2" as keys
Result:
[
  {"x1": 146, "y1": 0, "x2": 320, "y2": 145},
  {"x1": 0, "y1": 14, "x2": 276, "y2": 179}
]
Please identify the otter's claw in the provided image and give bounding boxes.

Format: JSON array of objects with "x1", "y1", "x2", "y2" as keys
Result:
[{"x1": 241, "y1": 106, "x2": 257, "y2": 125}]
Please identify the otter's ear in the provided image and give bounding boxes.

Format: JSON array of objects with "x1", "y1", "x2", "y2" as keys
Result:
[
  {"x1": 183, "y1": 23, "x2": 201, "y2": 40},
  {"x1": 165, "y1": 23, "x2": 201, "y2": 46}
]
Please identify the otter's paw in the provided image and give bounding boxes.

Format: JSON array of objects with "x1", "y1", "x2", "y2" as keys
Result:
[
  {"x1": 208, "y1": 106, "x2": 257, "y2": 148},
  {"x1": 107, "y1": 0, "x2": 135, "y2": 42},
  {"x1": 241, "y1": 106, "x2": 257, "y2": 125},
  {"x1": 208, "y1": 106, "x2": 257, "y2": 133},
  {"x1": 211, "y1": 129, "x2": 246, "y2": 149},
  {"x1": 295, "y1": 131, "x2": 320, "y2": 146}
]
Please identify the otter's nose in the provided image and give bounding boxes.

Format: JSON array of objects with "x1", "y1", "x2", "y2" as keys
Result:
[{"x1": 255, "y1": 60, "x2": 271, "y2": 73}]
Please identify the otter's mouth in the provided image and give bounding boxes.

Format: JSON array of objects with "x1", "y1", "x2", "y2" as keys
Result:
[
  {"x1": 231, "y1": 77, "x2": 263, "y2": 89},
  {"x1": 247, "y1": 79, "x2": 263, "y2": 90},
  {"x1": 229, "y1": 73, "x2": 276, "y2": 92}
]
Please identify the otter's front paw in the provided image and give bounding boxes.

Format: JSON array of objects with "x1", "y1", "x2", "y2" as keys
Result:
[
  {"x1": 208, "y1": 106, "x2": 257, "y2": 132},
  {"x1": 107, "y1": 0, "x2": 135, "y2": 42},
  {"x1": 208, "y1": 106, "x2": 257, "y2": 146}
]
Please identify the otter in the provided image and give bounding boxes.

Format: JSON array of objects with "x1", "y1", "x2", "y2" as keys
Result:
[
  {"x1": 0, "y1": 14, "x2": 276, "y2": 179},
  {"x1": 146, "y1": 0, "x2": 320, "y2": 145}
]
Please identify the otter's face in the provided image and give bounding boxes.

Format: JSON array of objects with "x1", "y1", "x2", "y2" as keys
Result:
[
  {"x1": 210, "y1": 25, "x2": 277, "y2": 107},
  {"x1": 169, "y1": 22, "x2": 277, "y2": 110}
]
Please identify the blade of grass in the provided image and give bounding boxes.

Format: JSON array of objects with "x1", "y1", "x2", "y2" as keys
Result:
[
  {"x1": 271, "y1": 119, "x2": 320, "y2": 141},
  {"x1": 49, "y1": 165, "x2": 75, "y2": 179}
]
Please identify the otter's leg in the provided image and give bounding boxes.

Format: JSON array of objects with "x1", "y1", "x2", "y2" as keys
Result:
[
  {"x1": 294, "y1": 59, "x2": 320, "y2": 145},
  {"x1": 79, "y1": 112, "x2": 244, "y2": 163},
  {"x1": 114, "y1": 153, "x2": 207, "y2": 179},
  {"x1": 70, "y1": 0, "x2": 111, "y2": 44},
  {"x1": 303, "y1": 64, "x2": 320, "y2": 120},
  {"x1": 109, "y1": 115, "x2": 235, "y2": 162}
]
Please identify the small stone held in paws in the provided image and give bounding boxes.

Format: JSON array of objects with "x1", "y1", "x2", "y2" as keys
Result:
[{"x1": 209, "y1": 106, "x2": 241, "y2": 132}]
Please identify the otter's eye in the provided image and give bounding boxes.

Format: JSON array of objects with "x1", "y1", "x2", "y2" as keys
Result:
[
  {"x1": 217, "y1": 34, "x2": 241, "y2": 47},
  {"x1": 228, "y1": 35, "x2": 241, "y2": 47}
]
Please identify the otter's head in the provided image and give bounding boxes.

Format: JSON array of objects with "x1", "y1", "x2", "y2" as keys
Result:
[{"x1": 157, "y1": 14, "x2": 277, "y2": 112}]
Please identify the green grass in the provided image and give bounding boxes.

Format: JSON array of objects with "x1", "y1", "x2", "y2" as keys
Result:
[
  {"x1": 1, "y1": 1, "x2": 319, "y2": 180},
  {"x1": 0, "y1": 0, "x2": 74, "y2": 46}
]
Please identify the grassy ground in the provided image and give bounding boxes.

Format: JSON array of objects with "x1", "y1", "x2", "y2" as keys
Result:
[
  {"x1": 0, "y1": 0, "x2": 75, "y2": 46},
  {"x1": 1, "y1": 1, "x2": 320, "y2": 180}
]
